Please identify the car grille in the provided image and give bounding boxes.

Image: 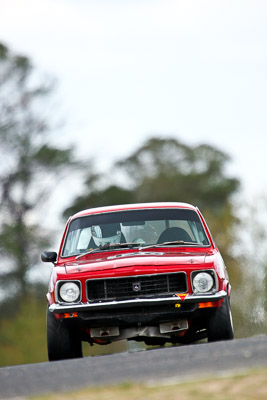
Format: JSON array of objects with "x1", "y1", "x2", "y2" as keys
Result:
[{"x1": 86, "y1": 273, "x2": 187, "y2": 302}]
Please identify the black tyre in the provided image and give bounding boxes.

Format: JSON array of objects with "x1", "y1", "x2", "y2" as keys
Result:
[
  {"x1": 207, "y1": 296, "x2": 234, "y2": 342},
  {"x1": 47, "y1": 307, "x2": 82, "y2": 361}
]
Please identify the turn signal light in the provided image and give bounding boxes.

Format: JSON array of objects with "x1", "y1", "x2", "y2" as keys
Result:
[
  {"x1": 64, "y1": 312, "x2": 78, "y2": 318},
  {"x1": 198, "y1": 302, "x2": 213, "y2": 308}
]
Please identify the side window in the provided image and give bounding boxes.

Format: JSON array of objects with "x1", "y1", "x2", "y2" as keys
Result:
[
  {"x1": 64, "y1": 229, "x2": 81, "y2": 256},
  {"x1": 189, "y1": 221, "x2": 209, "y2": 244}
]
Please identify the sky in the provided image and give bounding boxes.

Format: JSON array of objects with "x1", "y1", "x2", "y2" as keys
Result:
[{"x1": 1, "y1": 0, "x2": 267, "y2": 202}]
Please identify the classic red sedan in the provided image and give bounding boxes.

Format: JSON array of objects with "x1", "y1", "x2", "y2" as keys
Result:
[{"x1": 42, "y1": 202, "x2": 234, "y2": 361}]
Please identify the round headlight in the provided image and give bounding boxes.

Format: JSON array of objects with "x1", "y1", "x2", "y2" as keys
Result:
[
  {"x1": 193, "y1": 272, "x2": 214, "y2": 293},
  {"x1": 59, "y1": 282, "x2": 80, "y2": 302}
]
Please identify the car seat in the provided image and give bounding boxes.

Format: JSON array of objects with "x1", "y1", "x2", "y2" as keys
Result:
[{"x1": 157, "y1": 227, "x2": 192, "y2": 243}]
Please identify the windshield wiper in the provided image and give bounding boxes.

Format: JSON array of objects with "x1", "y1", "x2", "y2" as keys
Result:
[
  {"x1": 76, "y1": 242, "x2": 140, "y2": 259},
  {"x1": 139, "y1": 241, "x2": 202, "y2": 251},
  {"x1": 76, "y1": 241, "x2": 203, "y2": 259}
]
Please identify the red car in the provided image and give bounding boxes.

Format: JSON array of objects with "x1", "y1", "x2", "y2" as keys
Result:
[{"x1": 42, "y1": 202, "x2": 234, "y2": 361}]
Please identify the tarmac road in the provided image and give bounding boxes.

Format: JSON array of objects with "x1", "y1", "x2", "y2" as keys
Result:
[{"x1": 0, "y1": 335, "x2": 267, "y2": 399}]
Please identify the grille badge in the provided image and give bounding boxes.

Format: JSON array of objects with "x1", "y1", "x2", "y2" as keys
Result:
[{"x1": 132, "y1": 282, "x2": 141, "y2": 292}]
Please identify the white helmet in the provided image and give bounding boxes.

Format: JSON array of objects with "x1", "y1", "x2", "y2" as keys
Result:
[{"x1": 91, "y1": 223, "x2": 121, "y2": 247}]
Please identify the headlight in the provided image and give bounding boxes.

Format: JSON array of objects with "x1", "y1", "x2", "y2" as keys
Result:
[
  {"x1": 192, "y1": 272, "x2": 214, "y2": 293},
  {"x1": 59, "y1": 282, "x2": 80, "y2": 302}
]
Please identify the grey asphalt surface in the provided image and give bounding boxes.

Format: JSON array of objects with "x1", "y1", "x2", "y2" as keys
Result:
[{"x1": 0, "y1": 335, "x2": 267, "y2": 399}]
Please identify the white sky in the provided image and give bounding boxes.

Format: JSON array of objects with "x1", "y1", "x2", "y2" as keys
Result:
[{"x1": 1, "y1": 0, "x2": 267, "y2": 200}]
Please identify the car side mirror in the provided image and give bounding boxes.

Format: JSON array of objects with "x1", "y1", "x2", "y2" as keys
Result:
[{"x1": 41, "y1": 251, "x2": 57, "y2": 263}]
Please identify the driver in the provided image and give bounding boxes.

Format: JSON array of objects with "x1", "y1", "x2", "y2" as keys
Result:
[{"x1": 91, "y1": 223, "x2": 121, "y2": 247}]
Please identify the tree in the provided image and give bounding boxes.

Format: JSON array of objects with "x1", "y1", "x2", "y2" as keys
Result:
[
  {"x1": 233, "y1": 195, "x2": 267, "y2": 335},
  {"x1": 63, "y1": 168, "x2": 133, "y2": 218},
  {"x1": 0, "y1": 42, "x2": 78, "y2": 302}
]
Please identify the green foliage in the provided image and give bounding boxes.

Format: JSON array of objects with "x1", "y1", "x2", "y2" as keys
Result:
[
  {"x1": 0, "y1": 221, "x2": 51, "y2": 298},
  {"x1": 33, "y1": 144, "x2": 76, "y2": 168},
  {"x1": 0, "y1": 42, "x2": 79, "y2": 301},
  {"x1": 63, "y1": 184, "x2": 133, "y2": 219},
  {"x1": 115, "y1": 138, "x2": 239, "y2": 211},
  {"x1": 0, "y1": 296, "x2": 48, "y2": 366},
  {"x1": 0, "y1": 43, "x2": 8, "y2": 59}
]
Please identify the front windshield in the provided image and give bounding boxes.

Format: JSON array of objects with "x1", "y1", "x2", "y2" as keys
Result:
[{"x1": 62, "y1": 208, "x2": 210, "y2": 257}]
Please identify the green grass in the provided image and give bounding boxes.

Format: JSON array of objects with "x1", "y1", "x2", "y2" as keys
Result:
[
  {"x1": 31, "y1": 367, "x2": 267, "y2": 400},
  {"x1": 0, "y1": 296, "x2": 48, "y2": 366}
]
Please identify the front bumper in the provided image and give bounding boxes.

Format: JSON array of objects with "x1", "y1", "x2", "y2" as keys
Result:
[{"x1": 49, "y1": 290, "x2": 227, "y2": 314}]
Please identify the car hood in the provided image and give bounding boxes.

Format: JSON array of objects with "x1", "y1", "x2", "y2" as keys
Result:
[{"x1": 64, "y1": 251, "x2": 208, "y2": 275}]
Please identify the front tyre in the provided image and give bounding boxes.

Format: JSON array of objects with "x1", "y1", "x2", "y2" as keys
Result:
[
  {"x1": 207, "y1": 296, "x2": 234, "y2": 342},
  {"x1": 47, "y1": 306, "x2": 83, "y2": 361}
]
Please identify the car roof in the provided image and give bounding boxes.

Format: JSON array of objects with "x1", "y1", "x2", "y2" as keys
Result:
[{"x1": 71, "y1": 202, "x2": 197, "y2": 220}]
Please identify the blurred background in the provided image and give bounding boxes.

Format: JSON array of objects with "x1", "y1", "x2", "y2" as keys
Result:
[{"x1": 0, "y1": 0, "x2": 267, "y2": 366}]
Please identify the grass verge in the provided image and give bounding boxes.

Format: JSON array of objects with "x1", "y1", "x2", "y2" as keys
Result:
[{"x1": 31, "y1": 367, "x2": 267, "y2": 400}]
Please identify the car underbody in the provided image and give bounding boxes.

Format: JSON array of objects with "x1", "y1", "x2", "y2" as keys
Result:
[{"x1": 49, "y1": 289, "x2": 227, "y2": 346}]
